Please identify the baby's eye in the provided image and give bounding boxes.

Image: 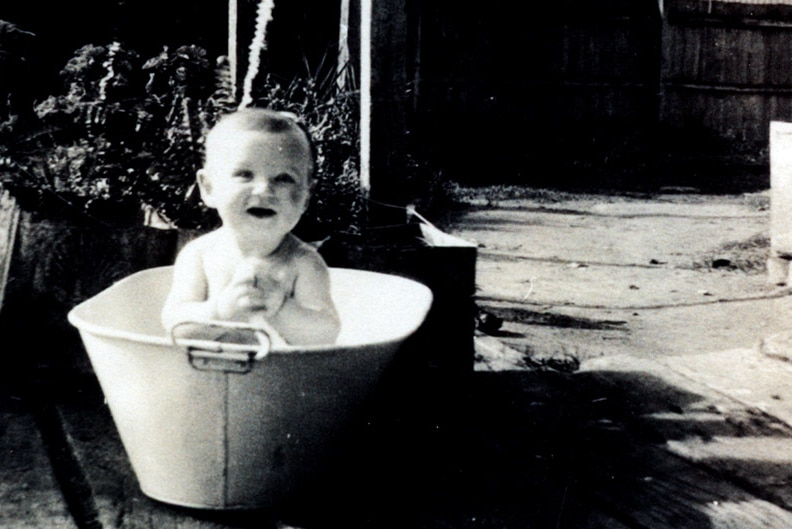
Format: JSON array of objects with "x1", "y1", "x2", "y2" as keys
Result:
[
  {"x1": 273, "y1": 173, "x2": 296, "y2": 184},
  {"x1": 232, "y1": 169, "x2": 254, "y2": 180}
]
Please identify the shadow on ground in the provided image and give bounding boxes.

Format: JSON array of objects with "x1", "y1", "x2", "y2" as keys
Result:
[
  {"x1": 12, "y1": 363, "x2": 792, "y2": 529},
  {"x1": 273, "y1": 368, "x2": 787, "y2": 529}
]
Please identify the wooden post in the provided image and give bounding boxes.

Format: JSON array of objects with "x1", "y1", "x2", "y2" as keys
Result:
[
  {"x1": 360, "y1": 0, "x2": 372, "y2": 196},
  {"x1": 769, "y1": 121, "x2": 792, "y2": 284},
  {"x1": 361, "y1": 0, "x2": 411, "y2": 219}
]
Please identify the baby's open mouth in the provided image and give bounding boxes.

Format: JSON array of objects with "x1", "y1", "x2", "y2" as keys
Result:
[{"x1": 247, "y1": 207, "x2": 277, "y2": 219}]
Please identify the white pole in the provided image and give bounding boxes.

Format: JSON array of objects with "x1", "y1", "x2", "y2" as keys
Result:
[
  {"x1": 229, "y1": 0, "x2": 238, "y2": 98},
  {"x1": 337, "y1": 0, "x2": 351, "y2": 91},
  {"x1": 769, "y1": 121, "x2": 792, "y2": 285},
  {"x1": 360, "y1": 0, "x2": 371, "y2": 195}
]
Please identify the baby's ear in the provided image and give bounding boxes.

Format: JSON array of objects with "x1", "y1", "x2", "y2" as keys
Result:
[
  {"x1": 196, "y1": 169, "x2": 216, "y2": 208},
  {"x1": 302, "y1": 180, "x2": 315, "y2": 211}
]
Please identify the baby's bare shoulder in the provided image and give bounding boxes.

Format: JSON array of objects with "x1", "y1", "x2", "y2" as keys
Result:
[
  {"x1": 181, "y1": 231, "x2": 222, "y2": 254},
  {"x1": 287, "y1": 235, "x2": 329, "y2": 272},
  {"x1": 172, "y1": 232, "x2": 225, "y2": 270},
  {"x1": 291, "y1": 235, "x2": 325, "y2": 258}
]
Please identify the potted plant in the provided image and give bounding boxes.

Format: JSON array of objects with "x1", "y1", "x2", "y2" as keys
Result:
[
  {"x1": 1, "y1": 42, "x2": 231, "y2": 227},
  {"x1": 0, "y1": 41, "x2": 235, "y2": 377}
]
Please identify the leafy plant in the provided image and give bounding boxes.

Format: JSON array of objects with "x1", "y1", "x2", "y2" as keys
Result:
[
  {"x1": 249, "y1": 60, "x2": 364, "y2": 239},
  {"x1": 0, "y1": 38, "x2": 366, "y2": 236},
  {"x1": 0, "y1": 42, "x2": 232, "y2": 227},
  {"x1": 0, "y1": 20, "x2": 36, "y2": 136}
]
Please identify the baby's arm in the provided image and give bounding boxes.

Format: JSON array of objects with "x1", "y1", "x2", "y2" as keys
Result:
[
  {"x1": 268, "y1": 250, "x2": 340, "y2": 345},
  {"x1": 163, "y1": 240, "x2": 287, "y2": 345},
  {"x1": 161, "y1": 240, "x2": 220, "y2": 340}
]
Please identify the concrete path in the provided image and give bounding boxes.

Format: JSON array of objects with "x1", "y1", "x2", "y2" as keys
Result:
[
  {"x1": 447, "y1": 191, "x2": 792, "y2": 526},
  {"x1": 447, "y1": 192, "x2": 791, "y2": 363},
  {"x1": 448, "y1": 191, "x2": 792, "y2": 410}
]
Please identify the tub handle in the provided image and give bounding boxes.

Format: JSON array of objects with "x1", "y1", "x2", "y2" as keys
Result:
[{"x1": 170, "y1": 320, "x2": 272, "y2": 373}]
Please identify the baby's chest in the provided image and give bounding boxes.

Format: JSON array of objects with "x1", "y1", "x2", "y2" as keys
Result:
[{"x1": 206, "y1": 255, "x2": 296, "y2": 295}]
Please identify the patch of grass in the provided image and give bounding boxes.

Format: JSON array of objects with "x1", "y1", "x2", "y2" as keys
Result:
[
  {"x1": 693, "y1": 232, "x2": 770, "y2": 274},
  {"x1": 444, "y1": 183, "x2": 587, "y2": 205},
  {"x1": 445, "y1": 183, "x2": 773, "y2": 210},
  {"x1": 740, "y1": 191, "x2": 770, "y2": 211}
]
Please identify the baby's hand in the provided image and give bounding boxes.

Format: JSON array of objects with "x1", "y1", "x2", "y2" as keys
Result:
[{"x1": 214, "y1": 260, "x2": 287, "y2": 321}]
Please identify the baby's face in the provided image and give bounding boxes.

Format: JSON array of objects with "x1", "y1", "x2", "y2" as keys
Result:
[{"x1": 199, "y1": 129, "x2": 312, "y2": 244}]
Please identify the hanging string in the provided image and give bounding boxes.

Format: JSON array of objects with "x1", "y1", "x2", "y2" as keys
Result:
[{"x1": 240, "y1": 0, "x2": 275, "y2": 108}]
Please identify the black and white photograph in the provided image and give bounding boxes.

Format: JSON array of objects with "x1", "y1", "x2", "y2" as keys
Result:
[{"x1": 3, "y1": 1, "x2": 792, "y2": 528}]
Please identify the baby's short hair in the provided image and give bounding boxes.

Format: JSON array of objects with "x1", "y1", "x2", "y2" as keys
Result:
[{"x1": 205, "y1": 107, "x2": 317, "y2": 180}]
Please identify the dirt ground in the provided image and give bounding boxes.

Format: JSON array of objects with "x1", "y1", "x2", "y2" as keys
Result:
[{"x1": 440, "y1": 188, "x2": 791, "y2": 367}]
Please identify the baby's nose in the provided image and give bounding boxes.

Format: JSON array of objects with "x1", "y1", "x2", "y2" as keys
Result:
[{"x1": 251, "y1": 180, "x2": 271, "y2": 196}]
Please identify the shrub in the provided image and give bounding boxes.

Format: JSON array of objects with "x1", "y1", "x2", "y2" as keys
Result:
[
  {"x1": 0, "y1": 43, "x2": 225, "y2": 226},
  {"x1": 250, "y1": 65, "x2": 364, "y2": 239},
  {"x1": 0, "y1": 40, "x2": 364, "y2": 237}
]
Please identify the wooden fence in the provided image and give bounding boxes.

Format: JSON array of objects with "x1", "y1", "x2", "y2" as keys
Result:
[
  {"x1": 7, "y1": 0, "x2": 792, "y2": 191},
  {"x1": 658, "y1": 0, "x2": 792, "y2": 188},
  {"x1": 414, "y1": 0, "x2": 792, "y2": 191}
]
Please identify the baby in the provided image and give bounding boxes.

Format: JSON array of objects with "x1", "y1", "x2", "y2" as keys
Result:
[{"x1": 161, "y1": 108, "x2": 340, "y2": 346}]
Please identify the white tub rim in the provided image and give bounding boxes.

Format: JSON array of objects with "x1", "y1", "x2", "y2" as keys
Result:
[{"x1": 67, "y1": 265, "x2": 434, "y2": 355}]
